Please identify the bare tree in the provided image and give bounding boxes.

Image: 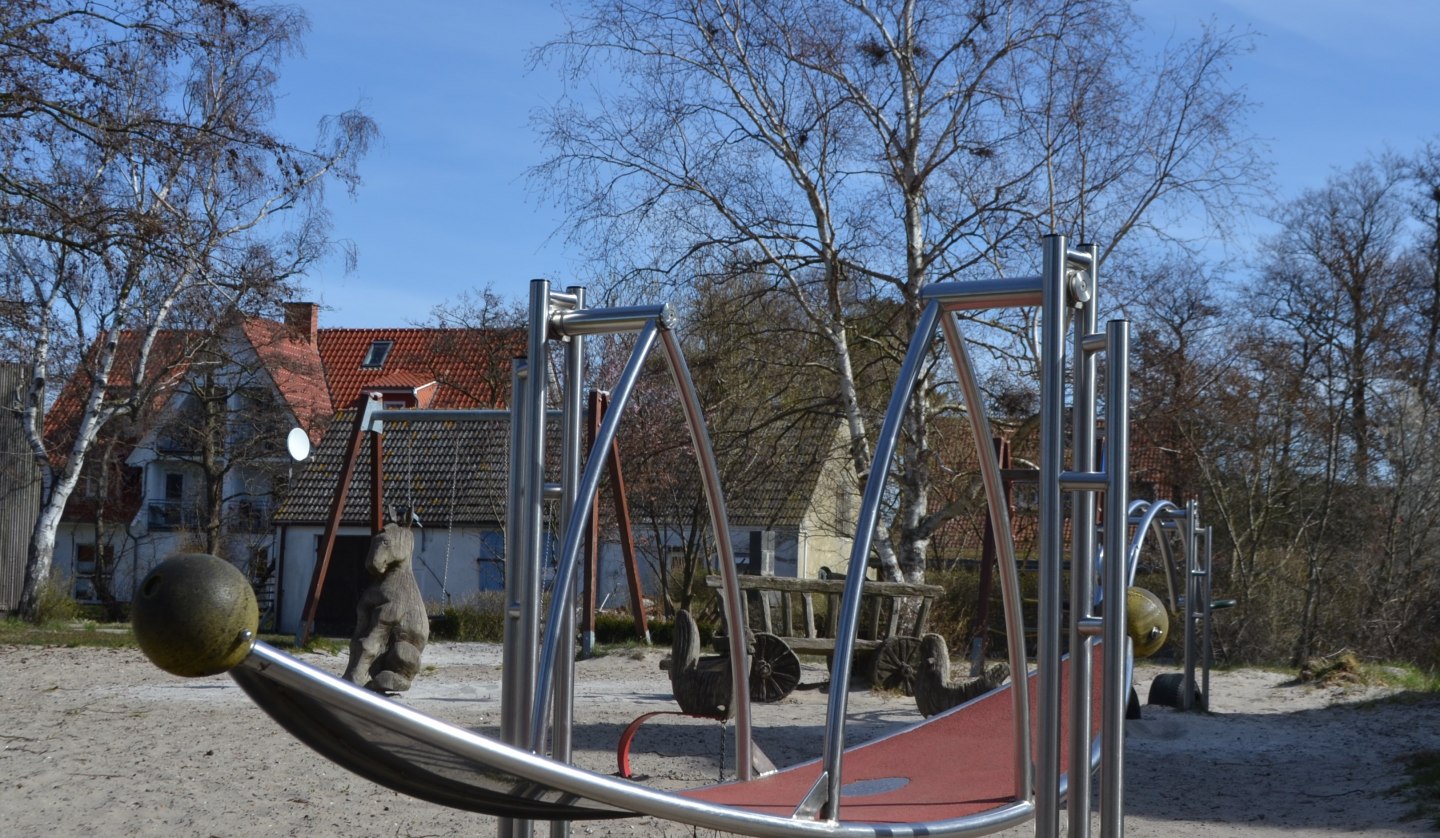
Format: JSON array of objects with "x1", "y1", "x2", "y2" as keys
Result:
[
  {"x1": 610, "y1": 274, "x2": 852, "y2": 611},
  {"x1": 2, "y1": 1, "x2": 375, "y2": 619},
  {"x1": 1235, "y1": 157, "x2": 1430, "y2": 662},
  {"x1": 533, "y1": 0, "x2": 1263, "y2": 582}
]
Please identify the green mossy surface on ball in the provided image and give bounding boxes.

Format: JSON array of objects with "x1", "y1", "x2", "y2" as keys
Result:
[
  {"x1": 1126, "y1": 586, "x2": 1170, "y2": 658},
  {"x1": 131, "y1": 553, "x2": 258, "y2": 677}
]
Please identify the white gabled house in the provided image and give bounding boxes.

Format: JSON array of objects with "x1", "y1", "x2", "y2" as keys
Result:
[
  {"x1": 47, "y1": 302, "x2": 520, "y2": 625},
  {"x1": 47, "y1": 300, "x2": 859, "y2": 634}
]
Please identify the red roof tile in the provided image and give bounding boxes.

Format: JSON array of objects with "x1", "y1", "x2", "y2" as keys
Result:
[
  {"x1": 366, "y1": 370, "x2": 437, "y2": 390},
  {"x1": 240, "y1": 318, "x2": 333, "y2": 445},
  {"x1": 315, "y1": 328, "x2": 523, "y2": 411},
  {"x1": 44, "y1": 330, "x2": 197, "y2": 457}
]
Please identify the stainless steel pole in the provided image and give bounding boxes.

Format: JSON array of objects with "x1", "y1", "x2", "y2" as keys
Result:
[
  {"x1": 500, "y1": 355, "x2": 529, "y2": 838},
  {"x1": 1036, "y1": 234, "x2": 1068, "y2": 837},
  {"x1": 1068, "y1": 243, "x2": 1099, "y2": 838},
  {"x1": 1100, "y1": 319, "x2": 1130, "y2": 838},
  {"x1": 508, "y1": 279, "x2": 553, "y2": 838},
  {"x1": 1202, "y1": 523, "x2": 1214, "y2": 710},
  {"x1": 1182, "y1": 499, "x2": 1198, "y2": 712},
  {"x1": 550, "y1": 286, "x2": 585, "y2": 838}
]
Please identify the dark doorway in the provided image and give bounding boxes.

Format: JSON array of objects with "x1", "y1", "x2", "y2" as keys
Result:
[{"x1": 313, "y1": 535, "x2": 370, "y2": 637}]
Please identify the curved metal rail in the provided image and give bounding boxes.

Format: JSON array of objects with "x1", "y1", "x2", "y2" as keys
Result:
[
  {"x1": 530, "y1": 319, "x2": 753, "y2": 776},
  {"x1": 1124, "y1": 499, "x2": 1180, "y2": 604},
  {"x1": 232, "y1": 641, "x2": 1051, "y2": 838},
  {"x1": 938, "y1": 310, "x2": 1032, "y2": 806}
]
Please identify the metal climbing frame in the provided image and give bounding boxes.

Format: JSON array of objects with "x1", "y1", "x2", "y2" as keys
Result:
[
  {"x1": 812, "y1": 235, "x2": 1130, "y2": 838},
  {"x1": 221, "y1": 234, "x2": 1133, "y2": 838},
  {"x1": 502, "y1": 282, "x2": 757, "y2": 838},
  {"x1": 1126, "y1": 499, "x2": 1217, "y2": 711},
  {"x1": 506, "y1": 236, "x2": 1134, "y2": 837}
]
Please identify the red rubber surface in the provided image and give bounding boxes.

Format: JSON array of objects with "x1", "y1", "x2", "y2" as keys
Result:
[{"x1": 681, "y1": 646, "x2": 1104, "y2": 824}]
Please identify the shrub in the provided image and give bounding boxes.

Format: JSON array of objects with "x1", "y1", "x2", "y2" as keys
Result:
[
  {"x1": 430, "y1": 592, "x2": 506, "y2": 642},
  {"x1": 593, "y1": 611, "x2": 651, "y2": 645},
  {"x1": 33, "y1": 572, "x2": 80, "y2": 625}
]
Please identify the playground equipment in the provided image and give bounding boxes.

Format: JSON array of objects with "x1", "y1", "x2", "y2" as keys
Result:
[
  {"x1": 1125, "y1": 587, "x2": 1169, "y2": 659},
  {"x1": 135, "y1": 234, "x2": 1138, "y2": 838},
  {"x1": 1126, "y1": 499, "x2": 1223, "y2": 710}
]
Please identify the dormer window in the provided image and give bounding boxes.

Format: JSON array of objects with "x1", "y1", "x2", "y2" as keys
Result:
[{"x1": 361, "y1": 340, "x2": 393, "y2": 368}]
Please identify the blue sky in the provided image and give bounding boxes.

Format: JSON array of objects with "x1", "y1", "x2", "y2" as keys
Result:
[{"x1": 273, "y1": 1, "x2": 1439, "y2": 328}]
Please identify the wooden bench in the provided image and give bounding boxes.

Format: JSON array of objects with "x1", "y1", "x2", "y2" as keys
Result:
[{"x1": 704, "y1": 574, "x2": 945, "y2": 692}]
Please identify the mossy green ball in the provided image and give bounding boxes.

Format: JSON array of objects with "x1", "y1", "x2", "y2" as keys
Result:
[
  {"x1": 131, "y1": 553, "x2": 259, "y2": 677},
  {"x1": 1125, "y1": 586, "x2": 1170, "y2": 658}
]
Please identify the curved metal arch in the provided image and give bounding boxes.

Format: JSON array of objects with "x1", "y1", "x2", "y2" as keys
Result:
[
  {"x1": 819, "y1": 299, "x2": 1045, "y2": 818},
  {"x1": 939, "y1": 309, "x2": 1032, "y2": 806},
  {"x1": 529, "y1": 320, "x2": 753, "y2": 775},
  {"x1": 1124, "y1": 499, "x2": 1182, "y2": 608},
  {"x1": 818, "y1": 300, "x2": 943, "y2": 815}
]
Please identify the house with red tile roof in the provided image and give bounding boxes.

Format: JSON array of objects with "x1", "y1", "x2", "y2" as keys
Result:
[
  {"x1": 48, "y1": 294, "x2": 1198, "y2": 634},
  {"x1": 268, "y1": 406, "x2": 535, "y2": 634},
  {"x1": 46, "y1": 296, "x2": 858, "y2": 633},
  {"x1": 47, "y1": 303, "x2": 523, "y2": 620},
  {"x1": 265, "y1": 409, "x2": 861, "y2": 635}
]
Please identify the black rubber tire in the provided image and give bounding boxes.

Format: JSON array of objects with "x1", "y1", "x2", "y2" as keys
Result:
[{"x1": 1147, "y1": 671, "x2": 1205, "y2": 710}]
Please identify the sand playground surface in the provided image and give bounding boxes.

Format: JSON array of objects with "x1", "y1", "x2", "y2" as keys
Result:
[{"x1": 3, "y1": 640, "x2": 1438, "y2": 837}]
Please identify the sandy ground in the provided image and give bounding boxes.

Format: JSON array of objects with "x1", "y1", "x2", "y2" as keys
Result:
[{"x1": 3, "y1": 640, "x2": 1437, "y2": 837}]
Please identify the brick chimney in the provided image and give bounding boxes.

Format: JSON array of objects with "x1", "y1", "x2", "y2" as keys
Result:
[{"x1": 283, "y1": 302, "x2": 318, "y2": 344}]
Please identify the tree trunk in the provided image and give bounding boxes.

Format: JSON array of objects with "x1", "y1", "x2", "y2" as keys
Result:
[
  {"x1": 1291, "y1": 551, "x2": 1324, "y2": 667},
  {"x1": 18, "y1": 499, "x2": 66, "y2": 621}
]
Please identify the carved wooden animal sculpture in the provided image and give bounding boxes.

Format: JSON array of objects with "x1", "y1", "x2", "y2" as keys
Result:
[
  {"x1": 913, "y1": 633, "x2": 1010, "y2": 718},
  {"x1": 669, "y1": 609, "x2": 737, "y2": 720},
  {"x1": 342, "y1": 519, "x2": 429, "y2": 693}
]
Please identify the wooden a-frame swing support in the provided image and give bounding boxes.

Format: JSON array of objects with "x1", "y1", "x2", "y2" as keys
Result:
[
  {"x1": 295, "y1": 390, "x2": 649, "y2": 648},
  {"x1": 581, "y1": 389, "x2": 649, "y2": 654},
  {"x1": 297, "y1": 392, "x2": 386, "y2": 646}
]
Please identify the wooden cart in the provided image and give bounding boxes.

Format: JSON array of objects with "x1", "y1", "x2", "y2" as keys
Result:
[{"x1": 705, "y1": 574, "x2": 945, "y2": 701}]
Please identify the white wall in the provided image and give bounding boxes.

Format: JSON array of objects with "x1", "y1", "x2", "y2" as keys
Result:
[
  {"x1": 273, "y1": 523, "x2": 506, "y2": 633},
  {"x1": 53, "y1": 523, "x2": 194, "y2": 605}
]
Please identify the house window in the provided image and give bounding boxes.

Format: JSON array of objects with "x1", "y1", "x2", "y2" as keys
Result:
[
  {"x1": 477, "y1": 531, "x2": 505, "y2": 591},
  {"x1": 833, "y1": 485, "x2": 854, "y2": 532},
  {"x1": 233, "y1": 498, "x2": 270, "y2": 532},
  {"x1": 361, "y1": 340, "x2": 393, "y2": 368},
  {"x1": 249, "y1": 546, "x2": 273, "y2": 588},
  {"x1": 149, "y1": 472, "x2": 190, "y2": 530},
  {"x1": 73, "y1": 544, "x2": 112, "y2": 602}
]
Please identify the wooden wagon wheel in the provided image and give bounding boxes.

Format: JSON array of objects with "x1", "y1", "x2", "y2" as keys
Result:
[
  {"x1": 748, "y1": 632, "x2": 801, "y2": 703},
  {"x1": 870, "y1": 636, "x2": 923, "y2": 695}
]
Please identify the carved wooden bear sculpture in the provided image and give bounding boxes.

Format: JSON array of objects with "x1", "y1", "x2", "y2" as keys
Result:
[{"x1": 342, "y1": 518, "x2": 428, "y2": 693}]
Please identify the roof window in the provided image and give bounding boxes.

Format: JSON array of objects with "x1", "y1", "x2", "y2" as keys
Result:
[{"x1": 361, "y1": 340, "x2": 393, "y2": 368}]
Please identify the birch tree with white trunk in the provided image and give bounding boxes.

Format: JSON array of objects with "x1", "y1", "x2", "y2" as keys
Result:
[
  {"x1": 534, "y1": 0, "x2": 1263, "y2": 581},
  {"x1": 1, "y1": 0, "x2": 374, "y2": 619}
]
